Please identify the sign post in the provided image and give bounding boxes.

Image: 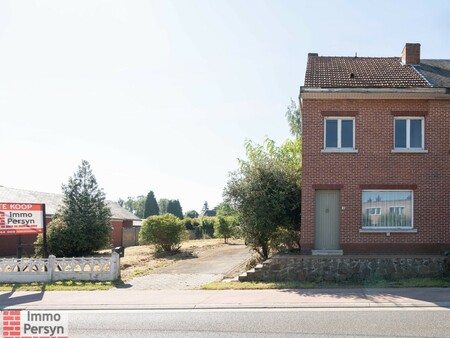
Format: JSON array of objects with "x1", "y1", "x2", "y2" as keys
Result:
[{"x1": 0, "y1": 202, "x2": 46, "y2": 257}]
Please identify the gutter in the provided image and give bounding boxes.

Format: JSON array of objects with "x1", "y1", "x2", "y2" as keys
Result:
[{"x1": 300, "y1": 87, "x2": 450, "y2": 100}]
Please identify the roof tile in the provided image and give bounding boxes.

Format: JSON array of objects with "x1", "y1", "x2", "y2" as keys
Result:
[{"x1": 305, "y1": 56, "x2": 431, "y2": 88}]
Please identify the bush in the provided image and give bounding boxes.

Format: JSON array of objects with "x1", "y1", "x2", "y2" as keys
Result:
[
  {"x1": 184, "y1": 217, "x2": 195, "y2": 230},
  {"x1": 225, "y1": 158, "x2": 301, "y2": 259},
  {"x1": 139, "y1": 214, "x2": 187, "y2": 252},
  {"x1": 199, "y1": 216, "x2": 216, "y2": 238},
  {"x1": 214, "y1": 216, "x2": 237, "y2": 243},
  {"x1": 35, "y1": 219, "x2": 80, "y2": 257},
  {"x1": 270, "y1": 227, "x2": 301, "y2": 253}
]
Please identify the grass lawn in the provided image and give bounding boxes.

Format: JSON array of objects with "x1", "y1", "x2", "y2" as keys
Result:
[
  {"x1": 202, "y1": 277, "x2": 450, "y2": 290},
  {"x1": 0, "y1": 281, "x2": 114, "y2": 291}
]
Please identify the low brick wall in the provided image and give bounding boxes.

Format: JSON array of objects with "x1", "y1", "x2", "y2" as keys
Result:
[{"x1": 242, "y1": 255, "x2": 450, "y2": 282}]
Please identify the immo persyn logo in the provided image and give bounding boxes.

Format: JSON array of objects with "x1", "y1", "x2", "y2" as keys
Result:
[{"x1": 3, "y1": 310, "x2": 69, "y2": 338}]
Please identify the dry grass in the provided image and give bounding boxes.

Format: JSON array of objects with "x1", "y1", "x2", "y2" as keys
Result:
[
  {"x1": 202, "y1": 277, "x2": 450, "y2": 290},
  {"x1": 119, "y1": 238, "x2": 244, "y2": 281}
]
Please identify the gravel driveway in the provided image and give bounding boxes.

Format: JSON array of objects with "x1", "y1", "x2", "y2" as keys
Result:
[{"x1": 122, "y1": 244, "x2": 251, "y2": 290}]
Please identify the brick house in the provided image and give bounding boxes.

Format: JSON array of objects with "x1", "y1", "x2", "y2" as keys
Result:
[
  {"x1": 300, "y1": 43, "x2": 450, "y2": 255},
  {"x1": 0, "y1": 186, "x2": 140, "y2": 256}
]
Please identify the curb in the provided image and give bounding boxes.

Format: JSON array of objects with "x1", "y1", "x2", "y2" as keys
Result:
[{"x1": 3, "y1": 302, "x2": 450, "y2": 311}]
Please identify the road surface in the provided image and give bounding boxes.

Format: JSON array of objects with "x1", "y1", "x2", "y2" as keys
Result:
[{"x1": 63, "y1": 308, "x2": 450, "y2": 337}]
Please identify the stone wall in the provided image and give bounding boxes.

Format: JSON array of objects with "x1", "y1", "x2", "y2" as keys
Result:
[{"x1": 240, "y1": 255, "x2": 450, "y2": 282}]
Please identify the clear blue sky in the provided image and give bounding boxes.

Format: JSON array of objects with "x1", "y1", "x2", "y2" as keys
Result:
[{"x1": 0, "y1": 0, "x2": 449, "y2": 213}]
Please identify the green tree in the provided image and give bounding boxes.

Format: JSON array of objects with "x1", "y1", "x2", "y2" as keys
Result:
[
  {"x1": 139, "y1": 214, "x2": 187, "y2": 252},
  {"x1": 225, "y1": 100, "x2": 302, "y2": 259},
  {"x1": 214, "y1": 216, "x2": 237, "y2": 243},
  {"x1": 244, "y1": 136, "x2": 302, "y2": 184},
  {"x1": 184, "y1": 210, "x2": 199, "y2": 218},
  {"x1": 38, "y1": 160, "x2": 112, "y2": 256},
  {"x1": 285, "y1": 98, "x2": 302, "y2": 139},
  {"x1": 167, "y1": 199, "x2": 183, "y2": 219},
  {"x1": 144, "y1": 191, "x2": 159, "y2": 218},
  {"x1": 158, "y1": 198, "x2": 169, "y2": 214},
  {"x1": 120, "y1": 195, "x2": 145, "y2": 218},
  {"x1": 225, "y1": 157, "x2": 300, "y2": 259},
  {"x1": 215, "y1": 201, "x2": 237, "y2": 217}
]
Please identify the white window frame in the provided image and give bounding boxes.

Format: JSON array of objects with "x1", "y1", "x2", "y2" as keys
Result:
[
  {"x1": 323, "y1": 117, "x2": 356, "y2": 152},
  {"x1": 389, "y1": 206, "x2": 405, "y2": 215},
  {"x1": 393, "y1": 117, "x2": 425, "y2": 151},
  {"x1": 366, "y1": 207, "x2": 381, "y2": 215},
  {"x1": 361, "y1": 190, "x2": 414, "y2": 231}
]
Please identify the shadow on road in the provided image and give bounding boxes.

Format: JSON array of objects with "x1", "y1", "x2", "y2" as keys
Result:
[
  {"x1": 279, "y1": 287, "x2": 450, "y2": 308},
  {"x1": 0, "y1": 284, "x2": 46, "y2": 309}
]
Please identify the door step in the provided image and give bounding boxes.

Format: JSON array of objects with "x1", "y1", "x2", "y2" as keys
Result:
[{"x1": 312, "y1": 250, "x2": 343, "y2": 256}]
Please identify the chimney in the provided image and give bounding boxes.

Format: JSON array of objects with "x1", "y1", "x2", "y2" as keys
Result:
[{"x1": 401, "y1": 43, "x2": 420, "y2": 65}]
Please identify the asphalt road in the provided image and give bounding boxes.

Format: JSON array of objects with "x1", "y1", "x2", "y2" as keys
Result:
[{"x1": 65, "y1": 308, "x2": 450, "y2": 337}]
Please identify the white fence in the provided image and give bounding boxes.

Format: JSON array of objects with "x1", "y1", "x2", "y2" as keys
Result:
[{"x1": 0, "y1": 253, "x2": 120, "y2": 283}]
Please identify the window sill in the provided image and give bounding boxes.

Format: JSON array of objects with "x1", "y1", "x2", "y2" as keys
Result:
[
  {"x1": 359, "y1": 228, "x2": 417, "y2": 234},
  {"x1": 321, "y1": 149, "x2": 358, "y2": 153},
  {"x1": 391, "y1": 149, "x2": 428, "y2": 154}
]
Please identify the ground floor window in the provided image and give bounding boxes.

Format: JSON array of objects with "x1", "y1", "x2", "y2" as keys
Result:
[{"x1": 362, "y1": 190, "x2": 413, "y2": 228}]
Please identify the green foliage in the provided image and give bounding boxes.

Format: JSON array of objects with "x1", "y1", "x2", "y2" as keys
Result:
[
  {"x1": 244, "y1": 136, "x2": 302, "y2": 184},
  {"x1": 185, "y1": 217, "x2": 201, "y2": 238},
  {"x1": 144, "y1": 191, "x2": 159, "y2": 218},
  {"x1": 285, "y1": 98, "x2": 302, "y2": 139},
  {"x1": 158, "y1": 199, "x2": 169, "y2": 214},
  {"x1": 184, "y1": 210, "x2": 199, "y2": 218},
  {"x1": 183, "y1": 217, "x2": 194, "y2": 230},
  {"x1": 226, "y1": 100, "x2": 302, "y2": 258},
  {"x1": 35, "y1": 219, "x2": 74, "y2": 257},
  {"x1": 270, "y1": 227, "x2": 301, "y2": 253},
  {"x1": 199, "y1": 216, "x2": 216, "y2": 238},
  {"x1": 214, "y1": 216, "x2": 237, "y2": 243},
  {"x1": 40, "y1": 160, "x2": 112, "y2": 256},
  {"x1": 215, "y1": 201, "x2": 237, "y2": 217},
  {"x1": 139, "y1": 214, "x2": 188, "y2": 252},
  {"x1": 167, "y1": 199, "x2": 183, "y2": 219},
  {"x1": 120, "y1": 195, "x2": 146, "y2": 218},
  {"x1": 225, "y1": 157, "x2": 301, "y2": 259}
]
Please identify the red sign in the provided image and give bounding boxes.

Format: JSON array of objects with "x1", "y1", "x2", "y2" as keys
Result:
[{"x1": 0, "y1": 203, "x2": 45, "y2": 235}]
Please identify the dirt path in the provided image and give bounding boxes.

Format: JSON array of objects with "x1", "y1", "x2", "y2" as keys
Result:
[{"x1": 122, "y1": 244, "x2": 250, "y2": 290}]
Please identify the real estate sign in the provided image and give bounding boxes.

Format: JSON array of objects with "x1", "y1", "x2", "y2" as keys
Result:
[{"x1": 0, "y1": 203, "x2": 45, "y2": 235}]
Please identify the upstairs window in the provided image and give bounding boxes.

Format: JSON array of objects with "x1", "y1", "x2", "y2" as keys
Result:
[
  {"x1": 394, "y1": 117, "x2": 424, "y2": 150},
  {"x1": 324, "y1": 118, "x2": 355, "y2": 150}
]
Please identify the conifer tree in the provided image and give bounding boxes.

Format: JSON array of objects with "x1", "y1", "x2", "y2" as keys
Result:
[
  {"x1": 143, "y1": 191, "x2": 159, "y2": 218},
  {"x1": 167, "y1": 199, "x2": 183, "y2": 219},
  {"x1": 52, "y1": 160, "x2": 112, "y2": 256}
]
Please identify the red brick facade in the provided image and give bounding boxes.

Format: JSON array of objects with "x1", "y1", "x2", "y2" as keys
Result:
[{"x1": 300, "y1": 98, "x2": 450, "y2": 254}]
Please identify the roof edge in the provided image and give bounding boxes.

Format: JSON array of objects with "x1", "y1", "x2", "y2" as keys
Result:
[
  {"x1": 300, "y1": 87, "x2": 448, "y2": 94},
  {"x1": 300, "y1": 87, "x2": 450, "y2": 100}
]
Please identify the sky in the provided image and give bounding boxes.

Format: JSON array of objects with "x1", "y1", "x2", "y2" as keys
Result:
[{"x1": 0, "y1": 0, "x2": 449, "y2": 213}]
